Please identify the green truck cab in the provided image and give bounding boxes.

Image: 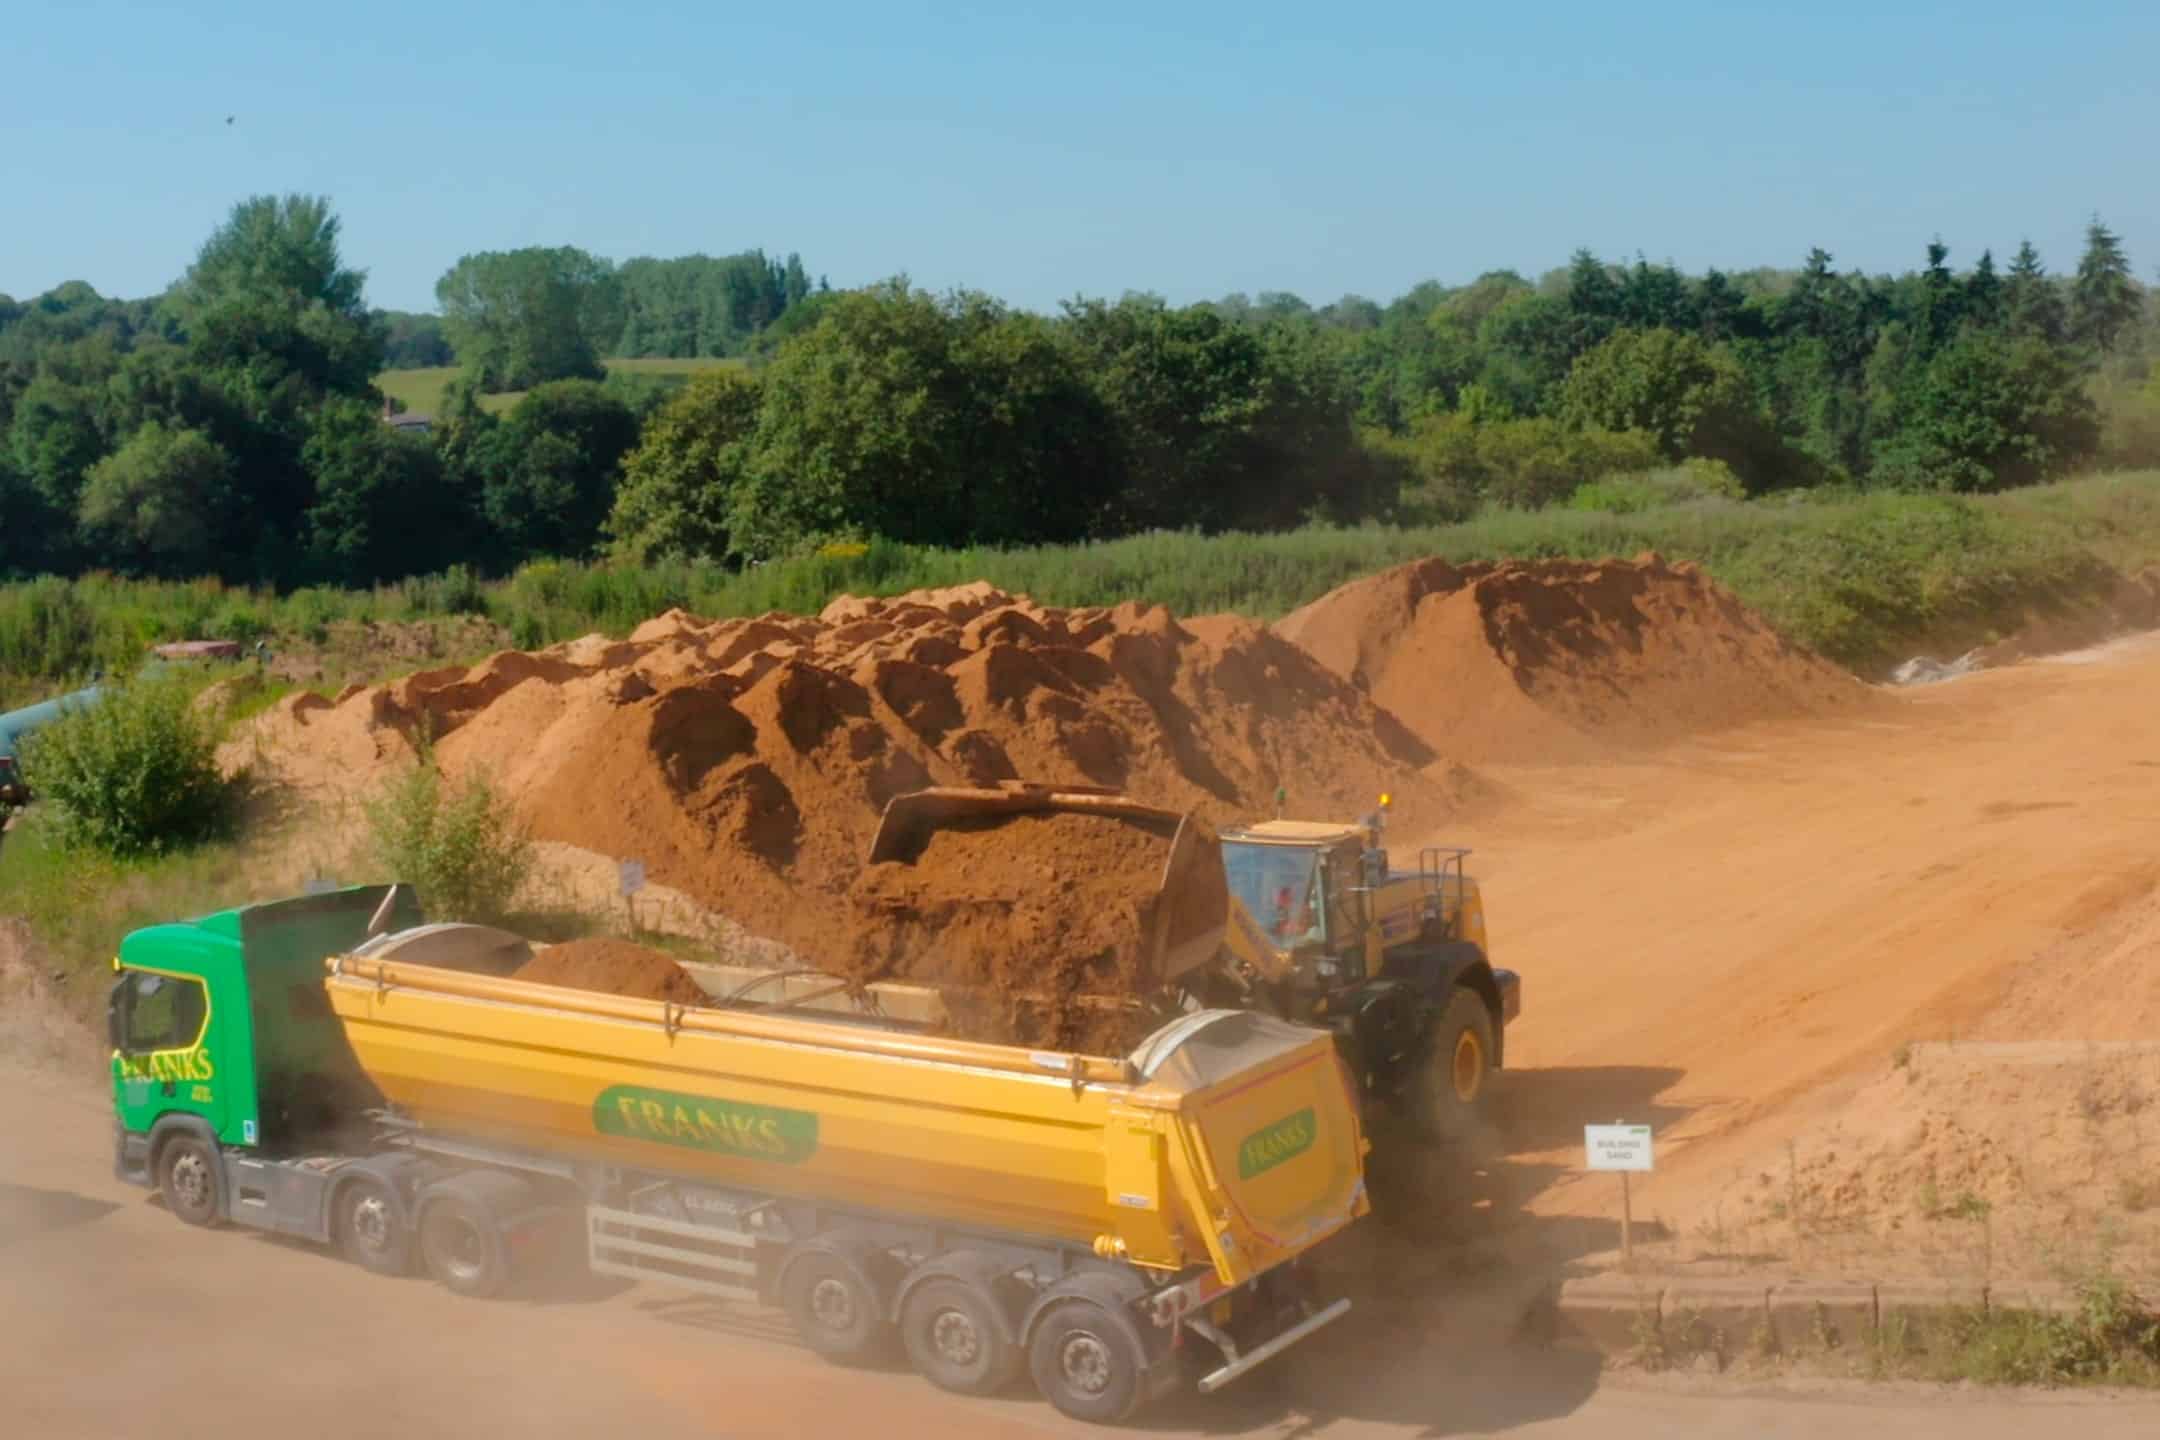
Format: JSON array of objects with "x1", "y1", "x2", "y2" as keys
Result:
[{"x1": 110, "y1": 884, "x2": 422, "y2": 1219}]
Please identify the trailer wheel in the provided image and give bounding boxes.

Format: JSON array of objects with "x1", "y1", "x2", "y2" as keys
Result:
[
  {"x1": 1414, "y1": 986, "x2": 1493, "y2": 1143},
  {"x1": 1028, "y1": 1298, "x2": 1146, "y2": 1426},
  {"x1": 782, "y1": 1251, "x2": 889, "y2": 1363},
  {"x1": 418, "y1": 1197, "x2": 510, "y2": 1299},
  {"x1": 157, "y1": 1134, "x2": 223, "y2": 1228},
  {"x1": 902, "y1": 1277, "x2": 1022, "y2": 1396},
  {"x1": 336, "y1": 1177, "x2": 413, "y2": 1277}
]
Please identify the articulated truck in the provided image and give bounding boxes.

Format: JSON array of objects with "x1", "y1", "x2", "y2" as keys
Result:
[{"x1": 108, "y1": 885, "x2": 1369, "y2": 1425}]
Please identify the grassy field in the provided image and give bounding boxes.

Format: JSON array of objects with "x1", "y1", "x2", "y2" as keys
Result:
[
  {"x1": 4, "y1": 471, "x2": 2159, "y2": 709},
  {"x1": 376, "y1": 356, "x2": 744, "y2": 417}
]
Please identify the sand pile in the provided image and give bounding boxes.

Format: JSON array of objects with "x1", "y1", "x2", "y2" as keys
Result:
[
  {"x1": 1274, "y1": 554, "x2": 1870, "y2": 765},
  {"x1": 833, "y1": 808, "x2": 1211, "y2": 1052},
  {"x1": 234, "y1": 583, "x2": 1451, "y2": 1044},
  {"x1": 514, "y1": 938, "x2": 709, "y2": 1006}
]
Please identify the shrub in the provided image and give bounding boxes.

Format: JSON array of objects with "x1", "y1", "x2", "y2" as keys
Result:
[
  {"x1": 17, "y1": 673, "x2": 237, "y2": 856},
  {"x1": 1570, "y1": 459, "x2": 1748, "y2": 514},
  {"x1": 363, "y1": 751, "x2": 536, "y2": 924}
]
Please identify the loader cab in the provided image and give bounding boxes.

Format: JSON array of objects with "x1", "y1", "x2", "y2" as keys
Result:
[{"x1": 1220, "y1": 822, "x2": 1381, "y2": 983}]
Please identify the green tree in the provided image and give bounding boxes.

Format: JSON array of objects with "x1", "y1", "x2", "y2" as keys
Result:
[
  {"x1": 2071, "y1": 217, "x2": 2138, "y2": 354},
  {"x1": 605, "y1": 367, "x2": 762, "y2": 561},
  {"x1": 1558, "y1": 327, "x2": 1760, "y2": 461},
  {"x1": 1059, "y1": 294, "x2": 1270, "y2": 532},
  {"x1": 2005, "y1": 241, "x2": 2067, "y2": 344},
  {"x1": 75, "y1": 422, "x2": 236, "y2": 577},
  {"x1": 435, "y1": 247, "x2": 620, "y2": 390},
  {"x1": 301, "y1": 397, "x2": 469, "y2": 583},
  {"x1": 473, "y1": 380, "x2": 640, "y2": 561},
  {"x1": 1873, "y1": 333, "x2": 2100, "y2": 492}
]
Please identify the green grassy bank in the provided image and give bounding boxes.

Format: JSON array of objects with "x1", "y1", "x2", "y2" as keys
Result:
[{"x1": 6, "y1": 471, "x2": 2160, "y2": 708}]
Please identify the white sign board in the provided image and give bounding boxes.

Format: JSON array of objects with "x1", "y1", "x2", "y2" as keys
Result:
[
  {"x1": 1584, "y1": 1124, "x2": 1654, "y2": 1173},
  {"x1": 302, "y1": 876, "x2": 340, "y2": 896},
  {"x1": 618, "y1": 859, "x2": 647, "y2": 898}
]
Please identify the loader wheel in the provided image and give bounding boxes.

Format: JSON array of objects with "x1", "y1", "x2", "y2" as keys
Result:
[
  {"x1": 902, "y1": 1277, "x2": 1023, "y2": 1396},
  {"x1": 1414, "y1": 988, "x2": 1493, "y2": 1143}
]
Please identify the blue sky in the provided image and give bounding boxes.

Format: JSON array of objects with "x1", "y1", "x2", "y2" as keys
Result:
[{"x1": 6, "y1": 1, "x2": 2154, "y2": 316}]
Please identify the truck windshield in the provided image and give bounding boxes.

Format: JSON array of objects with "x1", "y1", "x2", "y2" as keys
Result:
[
  {"x1": 117, "y1": 971, "x2": 208, "y2": 1053},
  {"x1": 1222, "y1": 842, "x2": 1324, "y2": 945}
]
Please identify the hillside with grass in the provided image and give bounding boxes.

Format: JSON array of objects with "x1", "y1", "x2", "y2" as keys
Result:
[
  {"x1": 6, "y1": 470, "x2": 2159, "y2": 714},
  {"x1": 377, "y1": 356, "x2": 746, "y2": 418}
]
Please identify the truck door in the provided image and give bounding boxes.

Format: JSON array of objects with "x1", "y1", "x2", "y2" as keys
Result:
[{"x1": 111, "y1": 967, "x2": 228, "y2": 1141}]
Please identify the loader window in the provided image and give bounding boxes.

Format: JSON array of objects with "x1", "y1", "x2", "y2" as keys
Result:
[
  {"x1": 1223, "y1": 843, "x2": 1325, "y2": 945},
  {"x1": 117, "y1": 971, "x2": 208, "y2": 1054}
]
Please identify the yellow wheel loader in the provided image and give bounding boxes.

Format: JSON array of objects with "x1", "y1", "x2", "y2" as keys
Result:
[{"x1": 865, "y1": 784, "x2": 1521, "y2": 1146}]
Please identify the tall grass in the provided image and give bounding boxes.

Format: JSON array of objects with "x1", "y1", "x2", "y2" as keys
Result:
[{"x1": 4, "y1": 471, "x2": 2159, "y2": 698}]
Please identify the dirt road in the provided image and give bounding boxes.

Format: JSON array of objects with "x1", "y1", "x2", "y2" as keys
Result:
[{"x1": 6, "y1": 1059, "x2": 2158, "y2": 1440}]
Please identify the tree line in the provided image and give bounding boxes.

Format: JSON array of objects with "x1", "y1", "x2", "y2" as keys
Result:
[{"x1": 2, "y1": 192, "x2": 2155, "y2": 591}]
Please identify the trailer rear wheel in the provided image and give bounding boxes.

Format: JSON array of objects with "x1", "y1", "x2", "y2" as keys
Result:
[
  {"x1": 336, "y1": 1178, "x2": 412, "y2": 1277},
  {"x1": 419, "y1": 1197, "x2": 510, "y2": 1299},
  {"x1": 157, "y1": 1135, "x2": 222, "y2": 1228},
  {"x1": 1028, "y1": 1299, "x2": 1145, "y2": 1426},
  {"x1": 902, "y1": 1277, "x2": 1022, "y2": 1396},
  {"x1": 782, "y1": 1251, "x2": 889, "y2": 1363}
]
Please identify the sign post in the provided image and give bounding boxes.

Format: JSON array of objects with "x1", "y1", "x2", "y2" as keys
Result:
[
  {"x1": 1584, "y1": 1122, "x2": 1655, "y2": 1267},
  {"x1": 618, "y1": 859, "x2": 646, "y2": 932}
]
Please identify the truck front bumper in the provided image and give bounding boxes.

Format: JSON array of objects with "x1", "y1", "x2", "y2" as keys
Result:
[{"x1": 114, "y1": 1123, "x2": 151, "y2": 1187}]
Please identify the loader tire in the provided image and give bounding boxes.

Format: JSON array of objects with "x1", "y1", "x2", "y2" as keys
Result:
[{"x1": 1413, "y1": 987, "x2": 1493, "y2": 1144}]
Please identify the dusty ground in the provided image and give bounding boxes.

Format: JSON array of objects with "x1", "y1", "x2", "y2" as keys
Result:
[
  {"x1": 1453, "y1": 630, "x2": 2160, "y2": 1284},
  {"x1": 5, "y1": 1048, "x2": 2157, "y2": 1439}
]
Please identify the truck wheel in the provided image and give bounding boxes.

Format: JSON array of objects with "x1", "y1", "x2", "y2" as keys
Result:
[
  {"x1": 782, "y1": 1251, "x2": 889, "y2": 1363},
  {"x1": 157, "y1": 1135, "x2": 223, "y2": 1228},
  {"x1": 418, "y1": 1197, "x2": 510, "y2": 1299},
  {"x1": 1028, "y1": 1299, "x2": 1145, "y2": 1426},
  {"x1": 902, "y1": 1277, "x2": 1022, "y2": 1396},
  {"x1": 336, "y1": 1178, "x2": 413, "y2": 1277},
  {"x1": 1414, "y1": 987, "x2": 1494, "y2": 1143}
]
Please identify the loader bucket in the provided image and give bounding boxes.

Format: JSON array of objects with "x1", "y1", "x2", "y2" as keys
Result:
[{"x1": 866, "y1": 783, "x2": 1230, "y2": 988}]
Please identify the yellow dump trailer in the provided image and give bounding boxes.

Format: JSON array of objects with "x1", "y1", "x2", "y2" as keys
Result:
[{"x1": 105, "y1": 886, "x2": 1368, "y2": 1427}]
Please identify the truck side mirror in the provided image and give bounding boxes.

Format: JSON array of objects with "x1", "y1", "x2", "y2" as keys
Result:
[{"x1": 106, "y1": 978, "x2": 128, "y2": 1053}]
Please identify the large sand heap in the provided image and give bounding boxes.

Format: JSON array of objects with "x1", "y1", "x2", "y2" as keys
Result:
[
  {"x1": 1274, "y1": 553, "x2": 1871, "y2": 765},
  {"x1": 239, "y1": 584, "x2": 1459, "y2": 1029}
]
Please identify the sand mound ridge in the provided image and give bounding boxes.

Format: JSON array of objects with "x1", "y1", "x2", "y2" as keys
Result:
[
  {"x1": 237, "y1": 583, "x2": 1457, "y2": 1028},
  {"x1": 1275, "y1": 553, "x2": 1872, "y2": 765}
]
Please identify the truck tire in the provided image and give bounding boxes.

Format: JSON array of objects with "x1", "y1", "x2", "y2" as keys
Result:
[
  {"x1": 336, "y1": 1177, "x2": 413, "y2": 1278},
  {"x1": 782, "y1": 1250, "x2": 890, "y2": 1363},
  {"x1": 902, "y1": 1276, "x2": 1023, "y2": 1397},
  {"x1": 418, "y1": 1196, "x2": 511, "y2": 1299},
  {"x1": 157, "y1": 1134, "x2": 223, "y2": 1228},
  {"x1": 1413, "y1": 987, "x2": 1494, "y2": 1144},
  {"x1": 1027, "y1": 1297, "x2": 1146, "y2": 1426}
]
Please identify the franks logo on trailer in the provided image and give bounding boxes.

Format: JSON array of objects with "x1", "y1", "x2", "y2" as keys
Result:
[
  {"x1": 116, "y1": 1048, "x2": 216, "y2": 1084},
  {"x1": 593, "y1": 1085, "x2": 819, "y2": 1164},
  {"x1": 1236, "y1": 1107, "x2": 1316, "y2": 1179}
]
